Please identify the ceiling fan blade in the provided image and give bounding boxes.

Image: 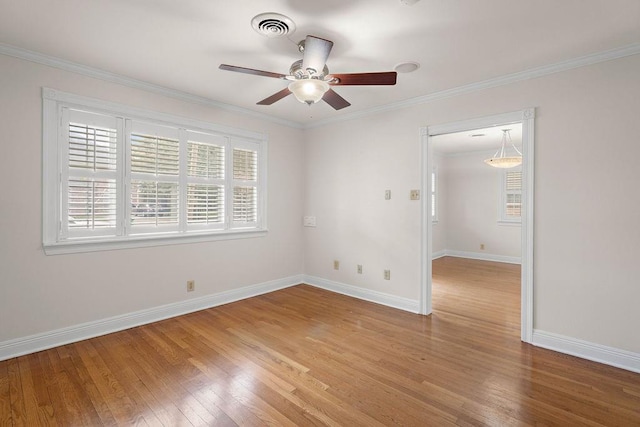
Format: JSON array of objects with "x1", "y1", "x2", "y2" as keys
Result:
[
  {"x1": 302, "y1": 35, "x2": 333, "y2": 75},
  {"x1": 219, "y1": 64, "x2": 287, "y2": 79},
  {"x1": 322, "y1": 89, "x2": 351, "y2": 110},
  {"x1": 257, "y1": 88, "x2": 292, "y2": 105},
  {"x1": 329, "y1": 71, "x2": 397, "y2": 86}
]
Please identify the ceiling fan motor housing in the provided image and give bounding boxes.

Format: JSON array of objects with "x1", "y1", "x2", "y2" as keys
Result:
[{"x1": 289, "y1": 59, "x2": 329, "y2": 79}]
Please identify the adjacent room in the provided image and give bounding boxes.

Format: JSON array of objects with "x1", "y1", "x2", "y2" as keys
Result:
[
  {"x1": 431, "y1": 124, "x2": 523, "y2": 331},
  {"x1": 1, "y1": 0, "x2": 639, "y2": 425}
]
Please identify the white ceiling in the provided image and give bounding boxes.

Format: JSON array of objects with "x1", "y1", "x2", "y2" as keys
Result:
[
  {"x1": 1, "y1": 0, "x2": 639, "y2": 126},
  {"x1": 432, "y1": 124, "x2": 522, "y2": 155}
]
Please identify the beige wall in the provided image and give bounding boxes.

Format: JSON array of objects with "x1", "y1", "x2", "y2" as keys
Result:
[
  {"x1": 303, "y1": 54, "x2": 640, "y2": 353},
  {"x1": 0, "y1": 54, "x2": 305, "y2": 342},
  {"x1": 438, "y1": 151, "x2": 521, "y2": 258}
]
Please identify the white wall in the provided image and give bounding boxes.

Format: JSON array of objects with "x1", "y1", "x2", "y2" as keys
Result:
[
  {"x1": 438, "y1": 151, "x2": 521, "y2": 259},
  {"x1": 303, "y1": 115, "x2": 422, "y2": 299},
  {"x1": 0, "y1": 54, "x2": 305, "y2": 343},
  {"x1": 303, "y1": 54, "x2": 640, "y2": 354}
]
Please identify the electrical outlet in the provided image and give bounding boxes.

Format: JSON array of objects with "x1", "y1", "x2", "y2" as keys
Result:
[
  {"x1": 334, "y1": 260, "x2": 340, "y2": 270},
  {"x1": 480, "y1": 244, "x2": 485, "y2": 250},
  {"x1": 410, "y1": 189, "x2": 420, "y2": 200},
  {"x1": 384, "y1": 270, "x2": 390, "y2": 280},
  {"x1": 187, "y1": 280, "x2": 195, "y2": 292},
  {"x1": 357, "y1": 264, "x2": 363, "y2": 274},
  {"x1": 385, "y1": 190, "x2": 391, "y2": 200}
]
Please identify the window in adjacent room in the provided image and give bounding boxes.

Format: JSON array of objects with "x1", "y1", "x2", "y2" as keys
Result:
[{"x1": 499, "y1": 168, "x2": 522, "y2": 224}]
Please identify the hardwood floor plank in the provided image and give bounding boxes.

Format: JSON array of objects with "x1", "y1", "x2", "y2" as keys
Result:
[
  {"x1": 2, "y1": 359, "x2": 23, "y2": 426},
  {"x1": 187, "y1": 306, "x2": 389, "y2": 425},
  {"x1": 122, "y1": 328, "x2": 230, "y2": 426},
  {"x1": 179, "y1": 334, "x2": 279, "y2": 426},
  {"x1": 186, "y1": 357, "x2": 290, "y2": 426},
  {"x1": 181, "y1": 329, "x2": 319, "y2": 426},
  {"x1": 7, "y1": 359, "x2": 46, "y2": 426},
  {"x1": 301, "y1": 351, "x2": 459, "y2": 425},
  {"x1": 58, "y1": 343, "x2": 117, "y2": 426},
  {"x1": 0, "y1": 360, "x2": 11, "y2": 426},
  {"x1": 184, "y1": 317, "x2": 352, "y2": 425},
  {"x1": 76, "y1": 338, "x2": 145, "y2": 423},
  {"x1": 301, "y1": 337, "x2": 467, "y2": 416},
  {"x1": 47, "y1": 344, "x2": 105, "y2": 425},
  {"x1": 2, "y1": 257, "x2": 640, "y2": 425}
]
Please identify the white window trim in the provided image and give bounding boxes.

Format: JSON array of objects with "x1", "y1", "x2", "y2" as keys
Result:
[
  {"x1": 42, "y1": 88, "x2": 268, "y2": 255},
  {"x1": 498, "y1": 167, "x2": 522, "y2": 225}
]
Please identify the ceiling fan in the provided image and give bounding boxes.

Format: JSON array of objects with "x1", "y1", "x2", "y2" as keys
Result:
[{"x1": 219, "y1": 35, "x2": 397, "y2": 110}]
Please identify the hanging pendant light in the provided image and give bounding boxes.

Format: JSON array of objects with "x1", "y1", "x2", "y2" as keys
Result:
[{"x1": 484, "y1": 129, "x2": 522, "y2": 168}]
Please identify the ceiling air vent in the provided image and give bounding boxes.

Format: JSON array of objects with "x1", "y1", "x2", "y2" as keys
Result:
[{"x1": 251, "y1": 13, "x2": 296, "y2": 38}]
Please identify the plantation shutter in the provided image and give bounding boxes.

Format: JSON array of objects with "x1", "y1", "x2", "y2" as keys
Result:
[
  {"x1": 231, "y1": 143, "x2": 259, "y2": 227},
  {"x1": 504, "y1": 170, "x2": 522, "y2": 218},
  {"x1": 128, "y1": 121, "x2": 180, "y2": 230},
  {"x1": 186, "y1": 131, "x2": 226, "y2": 229},
  {"x1": 44, "y1": 91, "x2": 268, "y2": 253},
  {"x1": 63, "y1": 108, "x2": 120, "y2": 238}
]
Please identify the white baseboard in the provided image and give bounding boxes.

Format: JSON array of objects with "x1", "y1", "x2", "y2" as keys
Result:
[
  {"x1": 434, "y1": 249, "x2": 521, "y2": 265},
  {"x1": 303, "y1": 275, "x2": 420, "y2": 314},
  {"x1": 5, "y1": 274, "x2": 638, "y2": 376},
  {"x1": 432, "y1": 250, "x2": 446, "y2": 259},
  {"x1": 532, "y1": 330, "x2": 640, "y2": 374},
  {"x1": 0, "y1": 275, "x2": 303, "y2": 362}
]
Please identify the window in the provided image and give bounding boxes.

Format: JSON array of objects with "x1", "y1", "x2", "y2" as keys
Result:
[
  {"x1": 499, "y1": 169, "x2": 522, "y2": 223},
  {"x1": 232, "y1": 147, "x2": 259, "y2": 226},
  {"x1": 431, "y1": 168, "x2": 438, "y2": 222},
  {"x1": 186, "y1": 132, "x2": 226, "y2": 228},
  {"x1": 64, "y1": 111, "x2": 119, "y2": 238},
  {"x1": 43, "y1": 89, "x2": 267, "y2": 254}
]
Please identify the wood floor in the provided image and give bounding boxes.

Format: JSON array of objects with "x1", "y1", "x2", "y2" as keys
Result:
[{"x1": 2, "y1": 257, "x2": 640, "y2": 426}]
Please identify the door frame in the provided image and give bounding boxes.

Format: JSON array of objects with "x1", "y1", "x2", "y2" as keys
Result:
[{"x1": 419, "y1": 108, "x2": 535, "y2": 342}]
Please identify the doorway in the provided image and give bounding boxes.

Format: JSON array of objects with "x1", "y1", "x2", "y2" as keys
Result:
[{"x1": 420, "y1": 109, "x2": 535, "y2": 342}]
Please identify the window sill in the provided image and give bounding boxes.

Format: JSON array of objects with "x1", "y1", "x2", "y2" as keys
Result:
[
  {"x1": 497, "y1": 220, "x2": 521, "y2": 227},
  {"x1": 43, "y1": 229, "x2": 268, "y2": 255}
]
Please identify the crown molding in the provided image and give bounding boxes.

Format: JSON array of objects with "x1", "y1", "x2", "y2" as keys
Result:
[
  {"x1": 0, "y1": 43, "x2": 303, "y2": 129},
  {"x1": 305, "y1": 43, "x2": 640, "y2": 129},
  {"x1": 2, "y1": 42, "x2": 638, "y2": 130}
]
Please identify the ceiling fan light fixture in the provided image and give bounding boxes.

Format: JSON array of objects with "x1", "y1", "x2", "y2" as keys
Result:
[
  {"x1": 288, "y1": 79, "x2": 329, "y2": 105},
  {"x1": 219, "y1": 34, "x2": 397, "y2": 110}
]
